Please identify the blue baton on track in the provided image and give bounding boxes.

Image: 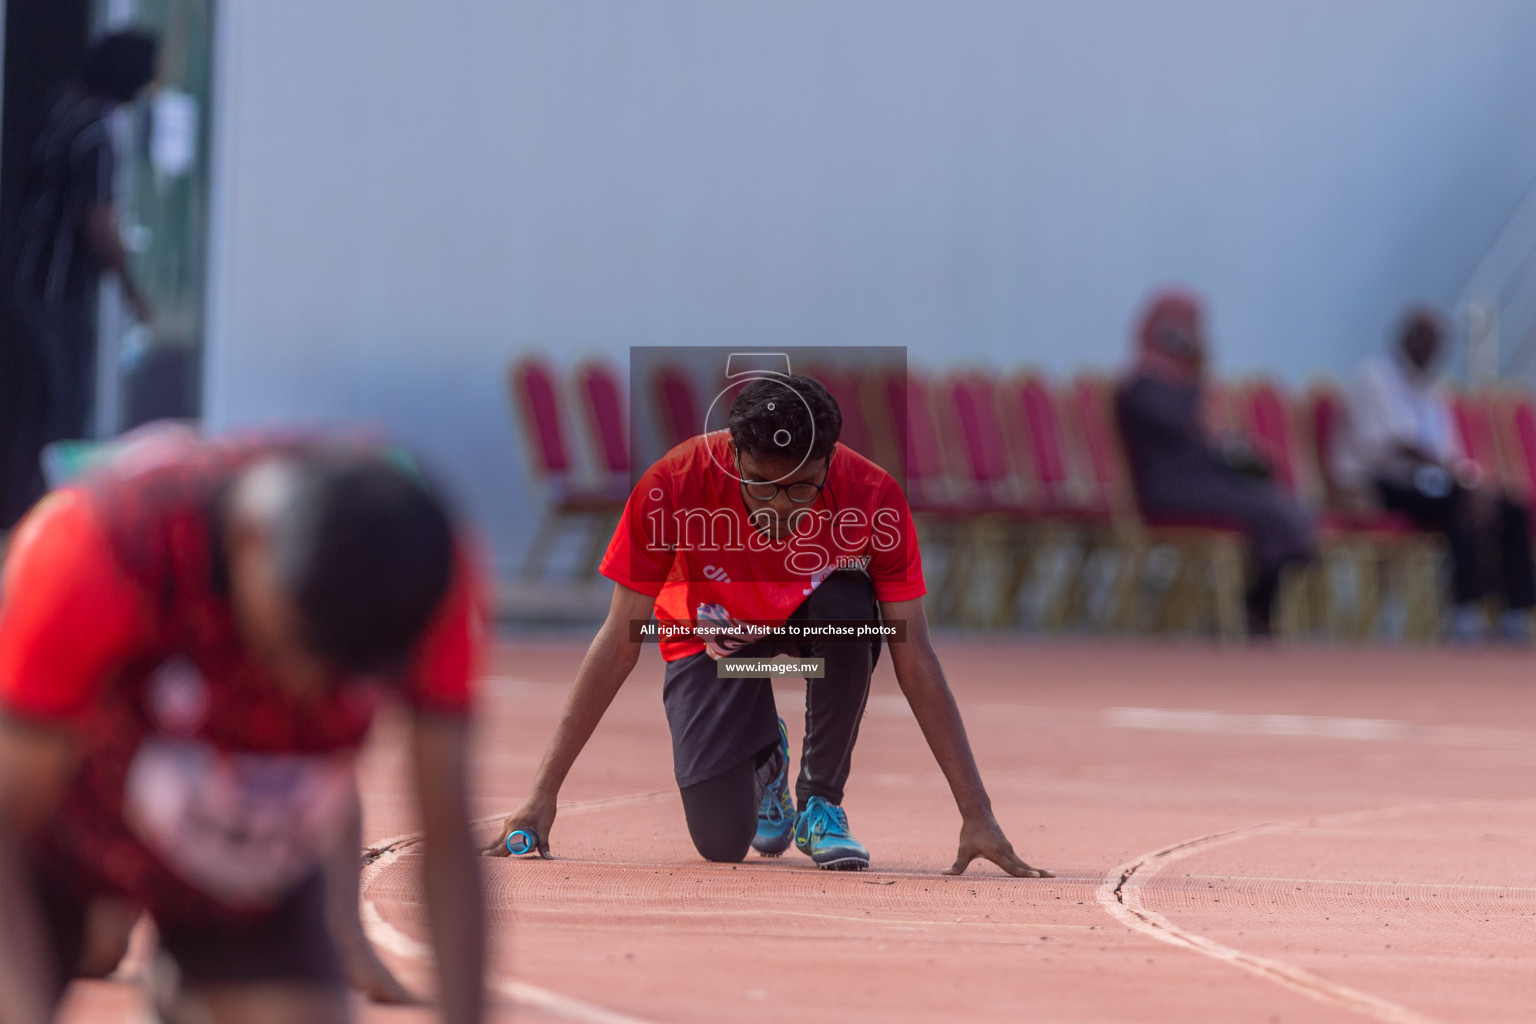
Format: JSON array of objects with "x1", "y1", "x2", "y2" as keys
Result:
[{"x1": 505, "y1": 829, "x2": 538, "y2": 856}]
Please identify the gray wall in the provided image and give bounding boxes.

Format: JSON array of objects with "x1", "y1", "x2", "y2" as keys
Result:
[{"x1": 204, "y1": 1, "x2": 1536, "y2": 576}]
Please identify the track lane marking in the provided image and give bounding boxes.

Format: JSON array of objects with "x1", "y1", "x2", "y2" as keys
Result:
[
  {"x1": 361, "y1": 796, "x2": 668, "y2": 1024},
  {"x1": 510, "y1": 906, "x2": 1093, "y2": 930},
  {"x1": 1182, "y1": 872, "x2": 1536, "y2": 896},
  {"x1": 367, "y1": 784, "x2": 1074, "y2": 1020},
  {"x1": 868, "y1": 696, "x2": 1535, "y2": 746},
  {"x1": 1102, "y1": 706, "x2": 1530, "y2": 745},
  {"x1": 1088, "y1": 801, "x2": 1536, "y2": 1024},
  {"x1": 364, "y1": 791, "x2": 673, "y2": 862}
]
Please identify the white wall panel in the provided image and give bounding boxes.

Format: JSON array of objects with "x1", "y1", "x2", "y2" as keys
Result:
[{"x1": 204, "y1": 1, "x2": 1536, "y2": 574}]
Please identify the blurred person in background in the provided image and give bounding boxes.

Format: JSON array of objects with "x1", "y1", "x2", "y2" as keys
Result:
[
  {"x1": 1333, "y1": 309, "x2": 1535, "y2": 642},
  {"x1": 0, "y1": 29, "x2": 159, "y2": 530},
  {"x1": 1115, "y1": 288, "x2": 1316, "y2": 636},
  {"x1": 0, "y1": 428, "x2": 485, "y2": 1023}
]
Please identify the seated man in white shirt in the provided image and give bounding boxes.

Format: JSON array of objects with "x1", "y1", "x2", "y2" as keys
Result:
[{"x1": 1333, "y1": 308, "x2": 1534, "y2": 641}]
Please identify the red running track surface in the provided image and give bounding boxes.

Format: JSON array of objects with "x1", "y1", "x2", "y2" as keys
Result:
[{"x1": 61, "y1": 639, "x2": 1536, "y2": 1022}]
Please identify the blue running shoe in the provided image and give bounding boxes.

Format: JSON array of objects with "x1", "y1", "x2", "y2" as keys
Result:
[
  {"x1": 793, "y1": 795, "x2": 869, "y2": 871},
  {"x1": 751, "y1": 719, "x2": 795, "y2": 856}
]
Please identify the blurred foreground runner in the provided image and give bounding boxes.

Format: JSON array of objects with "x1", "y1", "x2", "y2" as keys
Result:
[
  {"x1": 0, "y1": 428, "x2": 485, "y2": 1024},
  {"x1": 489, "y1": 373, "x2": 1051, "y2": 879}
]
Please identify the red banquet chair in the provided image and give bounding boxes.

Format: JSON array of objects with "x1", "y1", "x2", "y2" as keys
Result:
[
  {"x1": 856, "y1": 366, "x2": 910, "y2": 482},
  {"x1": 1294, "y1": 382, "x2": 1442, "y2": 640},
  {"x1": 1302, "y1": 381, "x2": 1419, "y2": 529},
  {"x1": 507, "y1": 356, "x2": 627, "y2": 580},
  {"x1": 1003, "y1": 373, "x2": 1105, "y2": 520},
  {"x1": 990, "y1": 373, "x2": 1121, "y2": 629},
  {"x1": 1241, "y1": 379, "x2": 1305, "y2": 496},
  {"x1": 1237, "y1": 378, "x2": 1326, "y2": 637},
  {"x1": 1305, "y1": 383, "x2": 1349, "y2": 508},
  {"x1": 885, "y1": 368, "x2": 956, "y2": 514},
  {"x1": 1450, "y1": 389, "x2": 1508, "y2": 491},
  {"x1": 575, "y1": 360, "x2": 631, "y2": 484},
  {"x1": 1487, "y1": 387, "x2": 1536, "y2": 544},
  {"x1": 800, "y1": 364, "x2": 876, "y2": 465},
  {"x1": 935, "y1": 372, "x2": 1023, "y2": 513},
  {"x1": 1064, "y1": 376, "x2": 1124, "y2": 520},
  {"x1": 858, "y1": 366, "x2": 979, "y2": 620},
  {"x1": 1070, "y1": 373, "x2": 1246, "y2": 640},
  {"x1": 651, "y1": 364, "x2": 703, "y2": 452},
  {"x1": 1497, "y1": 389, "x2": 1536, "y2": 508},
  {"x1": 925, "y1": 371, "x2": 1035, "y2": 625}
]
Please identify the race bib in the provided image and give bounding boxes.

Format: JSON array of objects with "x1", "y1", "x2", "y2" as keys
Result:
[
  {"x1": 123, "y1": 738, "x2": 353, "y2": 909},
  {"x1": 696, "y1": 602, "x2": 756, "y2": 659}
]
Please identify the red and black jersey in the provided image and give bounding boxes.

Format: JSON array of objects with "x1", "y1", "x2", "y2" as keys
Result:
[
  {"x1": 600, "y1": 432, "x2": 925, "y2": 660},
  {"x1": 0, "y1": 429, "x2": 482, "y2": 925}
]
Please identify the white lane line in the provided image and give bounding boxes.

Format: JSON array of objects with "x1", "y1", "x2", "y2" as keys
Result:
[
  {"x1": 361, "y1": 802, "x2": 666, "y2": 1024},
  {"x1": 493, "y1": 980, "x2": 659, "y2": 1024},
  {"x1": 1103, "y1": 706, "x2": 1527, "y2": 745},
  {"x1": 868, "y1": 697, "x2": 1533, "y2": 747},
  {"x1": 1093, "y1": 804, "x2": 1479, "y2": 1024},
  {"x1": 1181, "y1": 872, "x2": 1536, "y2": 896}
]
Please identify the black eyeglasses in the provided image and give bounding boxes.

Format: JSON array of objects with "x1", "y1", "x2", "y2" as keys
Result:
[{"x1": 736, "y1": 451, "x2": 831, "y2": 504}]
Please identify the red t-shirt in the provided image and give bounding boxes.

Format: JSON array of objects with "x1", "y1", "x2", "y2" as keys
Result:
[
  {"x1": 600, "y1": 432, "x2": 925, "y2": 660},
  {"x1": 0, "y1": 431, "x2": 483, "y2": 923}
]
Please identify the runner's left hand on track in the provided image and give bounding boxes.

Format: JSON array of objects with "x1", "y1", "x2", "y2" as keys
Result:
[
  {"x1": 944, "y1": 814, "x2": 1054, "y2": 878},
  {"x1": 482, "y1": 798, "x2": 555, "y2": 858}
]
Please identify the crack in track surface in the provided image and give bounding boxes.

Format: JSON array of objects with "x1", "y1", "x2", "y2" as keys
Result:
[
  {"x1": 1094, "y1": 805, "x2": 1475, "y2": 1024},
  {"x1": 360, "y1": 792, "x2": 671, "y2": 1024},
  {"x1": 363, "y1": 790, "x2": 673, "y2": 864}
]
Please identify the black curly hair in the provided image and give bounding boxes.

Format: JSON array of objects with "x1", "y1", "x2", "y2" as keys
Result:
[
  {"x1": 727, "y1": 374, "x2": 841, "y2": 467},
  {"x1": 266, "y1": 456, "x2": 455, "y2": 674}
]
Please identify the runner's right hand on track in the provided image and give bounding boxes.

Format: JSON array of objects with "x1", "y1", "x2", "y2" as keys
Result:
[{"x1": 482, "y1": 798, "x2": 555, "y2": 858}]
